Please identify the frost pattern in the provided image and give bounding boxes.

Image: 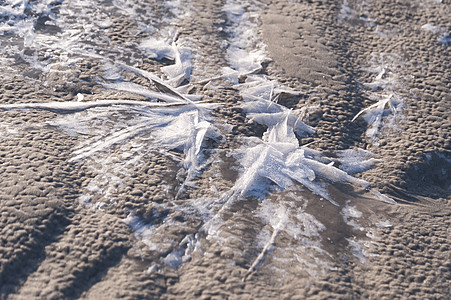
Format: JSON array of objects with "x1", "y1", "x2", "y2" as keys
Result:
[{"x1": 0, "y1": 0, "x2": 397, "y2": 278}]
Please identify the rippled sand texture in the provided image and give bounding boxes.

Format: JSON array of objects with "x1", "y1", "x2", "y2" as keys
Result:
[{"x1": 0, "y1": 0, "x2": 449, "y2": 299}]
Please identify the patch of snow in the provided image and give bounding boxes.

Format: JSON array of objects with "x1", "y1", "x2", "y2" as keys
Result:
[
  {"x1": 421, "y1": 23, "x2": 440, "y2": 33},
  {"x1": 375, "y1": 220, "x2": 392, "y2": 228},
  {"x1": 438, "y1": 33, "x2": 450, "y2": 46},
  {"x1": 341, "y1": 201, "x2": 364, "y2": 231},
  {"x1": 346, "y1": 238, "x2": 370, "y2": 264},
  {"x1": 221, "y1": 0, "x2": 270, "y2": 82}
]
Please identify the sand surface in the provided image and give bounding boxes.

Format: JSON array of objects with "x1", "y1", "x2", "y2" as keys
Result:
[{"x1": 0, "y1": 0, "x2": 449, "y2": 299}]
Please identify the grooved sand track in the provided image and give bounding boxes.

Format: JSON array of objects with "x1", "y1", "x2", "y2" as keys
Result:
[{"x1": 0, "y1": 0, "x2": 449, "y2": 299}]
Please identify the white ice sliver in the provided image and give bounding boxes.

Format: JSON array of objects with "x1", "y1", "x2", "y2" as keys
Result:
[
  {"x1": 140, "y1": 37, "x2": 177, "y2": 60},
  {"x1": 368, "y1": 189, "x2": 396, "y2": 204},
  {"x1": 421, "y1": 24, "x2": 450, "y2": 46},
  {"x1": 438, "y1": 33, "x2": 450, "y2": 46},
  {"x1": 352, "y1": 93, "x2": 403, "y2": 142},
  {"x1": 334, "y1": 149, "x2": 381, "y2": 174},
  {"x1": 103, "y1": 62, "x2": 122, "y2": 81},
  {"x1": 341, "y1": 202, "x2": 363, "y2": 231},
  {"x1": 140, "y1": 37, "x2": 193, "y2": 87},
  {"x1": 421, "y1": 24, "x2": 440, "y2": 33},
  {"x1": 353, "y1": 53, "x2": 406, "y2": 144},
  {"x1": 0, "y1": 0, "x2": 28, "y2": 17},
  {"x1": 124, "y1": 213, "x2": 162, "y2": 252},
  {"x1": 69, "y1": 122, "x2": 152, "y2": 162},
  {"x1": 223, "y1": 48, "x2": 267, "y2": 79},
  {"x1": 346, "y1": 238, "x2": 370, "y2": 264},
  {"x1": 239, "y1": 75, "x2": 300, "y2": 102},
  {"x1": 240, "y1": 77, "x2": 315, "y2": 138},
  {"x1": 161, "y1": 234, "x2": 199, "y2": 270},
  {"x1": 246, "y1": 198, "x2": 330, "y2": 278},
  {"x1": 0, "y1": 99, "x2": 206, "y2": 113},
  {"x1": 221, "y1": 0, "x2": 270, "y2": 82},
  {"x1": 376, "y1": 220, "x2": 392, "y2": 228},
  {"x1": 117, "y1": 63, "x2": 194, "y2": 103},
  {"x1": 102, "y1": 82, "x2": 188, "y2": 103},
  {"x1": 161, "y1": 42, "x2": 193, "y2": 87}
]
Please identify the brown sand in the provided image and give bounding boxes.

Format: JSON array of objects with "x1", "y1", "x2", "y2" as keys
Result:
[{"x1": 0, "y1": 0, "x2": 450, "y2": 299}]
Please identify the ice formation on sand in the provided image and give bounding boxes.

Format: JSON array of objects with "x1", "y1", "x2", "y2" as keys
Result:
[
  {"x1": 0, "y1": 0, "x2": 225, "y2": 271},
  {"x1": 0, "y1": 52, "x2": 221, "y2": 198},
  {"x1": 124, "y1": 212, "x2": 201, "y2": 270},
  {"x1": 353, "y1": 53, "x2": 407, "y2": 144},
  {"x1": 217, "y1": 0, "x2": 379, "y2": 207},
  {"x1": 198, "y1": 97, "x2": 394, "y2": 276},
  {"x1": 219, "y1": 0, "x2": 270, "y2": 83},
  {"x1": 334, "y1": 149, "x2": 381, "y2": 175},
  {"x1": 338, "y1": 0, "x2": 374, "y2": 27},
  {"x1": 0, "y1": 0, "x2": 400, "y2": 281},
  {"x1": 0, "y1": 99, "x2": 200, "y2": 113},
  {"x1": 352, "y1": 93, "x2": 403, "y2": 141},
  {"x1": 235, "y1": 108, "x2": 370, "y2": 203},
  {"x1": 193, "y1": 0, "x2": 397, "y2": 277}
]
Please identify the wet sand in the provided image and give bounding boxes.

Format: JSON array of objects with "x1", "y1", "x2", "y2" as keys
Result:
[{"x1": 0, "y1": 0, "x2": 450, "y2": 299}]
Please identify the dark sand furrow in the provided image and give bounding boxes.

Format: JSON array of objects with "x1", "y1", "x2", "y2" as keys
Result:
[
  {"x1": 80, "y1": 257, "x2": 168, "y2": 299},
  {"x1": 0, "y1": 120, "x2": 77, "y2": 297},
  {"x1": 0, "y1": 209, "x2": 69, "y2": 298},
  {"x1": 10, "y1": 212, "x2": 129, "y2": 300}
]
